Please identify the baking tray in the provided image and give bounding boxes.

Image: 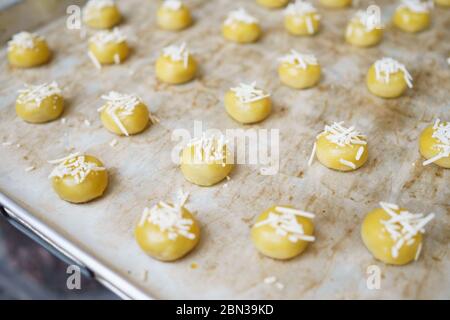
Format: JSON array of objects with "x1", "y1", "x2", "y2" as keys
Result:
[{"x1": 0, "y1": 0, "x2": 449, "y2": 299}]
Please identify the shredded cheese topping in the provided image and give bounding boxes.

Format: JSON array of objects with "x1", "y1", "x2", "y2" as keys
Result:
[
  {"x1": 89, "y1": 28, "x2": 126, "y2": 46},
  {"x1": 379, "y1": 202, "x2": 435, "y2": 259},
  {"x1": 423, "y1": 119, "x2": 450, "y2": 166},
  {"x1": 98, "y1": 91, "x2": 142, "y2": 136},
  {"x1": 399, "y1": 0, "x2": 433, "y2": 13},
  {"x1": 254, "y1": 206, "x2": 315, "y2": 243},
  {"x1": 17, "y1": 82, "x2": 61, "y2": 105},
  {"x1": 48, "y1": 153, "x2": 105, "y2": 184},
  {"x1": 278, "y1": 50, "x2": 318, "y2": 69},
  {"x1": 187, "y1": 133, "x2": 229, "y2": 165},
  {"x1": 138, "y1": 191, "x2": 195, "y2": 241},
  {"x1": 374, "y1": 57, "x2": 413, "y2": 88},
  {"x1": 284, "y1": 1, "x2": 320, "y2": 34},
  {"x1": 162, "y1": 42, "x2": 190, "y2": 68},
  {"x1": 351, "y1": 9, "x2": 383, "y2": 32},
  {"x1": 8, "y1": 31, "x2": 42, "y2": 51},
  {"x1": 83, "y1": 0, "x2": 116, "y2": 20},
  {"x1": 224, "y1": 8, "x2": 258, "y2": 25},
  {"x1": 162, "y1": 0, "x2": 183, "y2": 10},
  {"x1": 230, "y1": 82, "x2": 270, "y2": 104}
]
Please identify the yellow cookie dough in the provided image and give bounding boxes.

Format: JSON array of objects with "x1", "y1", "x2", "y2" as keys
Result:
[
  {"x1": 366, "y1": 57, "x2": 413, "y2": 98},
  {"x1": 83, "y1": 0, "x2": 122, "y2": 29},
  {"x1": 49, "y1": 153, "x2": 108, "y2": 203},
  {"x1": 309, "y1": 122, "x2": 368, "y2": 171},
  {"x1": 225, "y1": 82, "x2": 272, "y2": 124},
  {"x1": 7, "y1": 32, "x2": 51, "y2": 68},
  {"x1": 156, "y1": 43, "x2": 197, "y2": 84},
  {"x1": 88, "y1": 28, "x2": 129, "y2": 66},
  {"x1": 157, "y1": 0, "x2": 192, "y2": 31},
  {"x1": 16, "y1": 82, "x2": 64, "y2": 124},
  {"x1": 284, "y1": 1, "x2": 321, "y2": 36},
  {"x1": 393, "y1": 0, "x2": 432, "y2": 33},
  {"x1": 278, "y1": 50, "x2": 321, "y2": 89},
  {"x1": 420, "y1": 119, "x2": 450, "y2": 168},
  {"x1": 222, "y1": 8, "x2": 261, "y2": 43},
  {"x1": 256, "y1": 0, "x2": 290, "y2": 9},
  {"x1": 319, "y1": 0, "x2": 352, "y2": 8},
  {"x1": 251, "y1": 205, "x2": 315, "y2": 260},
  {"x1": 345, "y1": 10, "x2": 383, "y2": 47},
  {"x1": 435, "y1": 0, "x2": 450, "y2": 7},
  {"x1": 361, "y1": 202, "x2": 435, "y2": 265},
  {"x1": 98, "y1": 91, "x2": 150, "y2": 136},
  {"x1": 135, "y1": 192, "x2": 200, "y2": 262},
  {"x1": 180, "y1": 134, "x2": 234, "y2": 186}
]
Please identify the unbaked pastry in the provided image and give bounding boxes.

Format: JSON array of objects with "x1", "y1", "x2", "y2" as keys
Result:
[
  {"x1": 49, "y1": 153, "x2": 108, "y2": 203},
  {"x1": 8, "y1": 31, "x2": 51, "y2": 68},
  {"x1": 345, "y1": 9, "x2": 383, "y2": 47},
  {"x1": 83, "y1": 0, "x2": 122, "y2": 29},
  {"x1": 319, "y1": 0, "x2": 352, "y2": 8},
  {"x1": 98, "y1": 91, "x2": 150, "y2": 136},
  {"x1": 361, "y1": 202, "x2": 435, "y2": 265},
  {"x1": 284, "y1": 1, "x2": 321, "y2": 36},
  {"x1": 366, "y1": 57, "x2": 413, "y2": 98},
  {"x1": 393, "y1": 0, "x2": 432, "y2": 33},
  {"x1": 278, "y1": 50, "x2": 321, "y2": 89},
  {"x1": 180, "y1": 134, "x2": 234, "y2": 186},
  {"x1": 222, "y1": 8, "x2": 261, "y2": 43},
  {"x1": 88, "y1": 28, "x2": 129, "y2": 67},
  {"x1": 157, "y1": 0, "x2": 192, "y2": 31},
  {"x1": 251, "y1": 205, "x2": 315, "y2": 260},
  {"x1": 225, "y1": 82, "x2": 272, "y2": 123},
  {"x1": 420, "y1": 119, "x2": 450, "y2": 168},
  {"x1": 256, "y1": 0, "x2": 290, "y2": 9},
  {"x1": 308, "y1": 122, "x2": 368, "y2": 171},
  {"x1": 155, "y1": 43, "x2": 197, "y2": 84},
  {"x1": 16, "y1": 82, "x2": 64, "y2": 123},
  {"x1": 135, "y1": 191, "x2": 200, "y2": 261}
]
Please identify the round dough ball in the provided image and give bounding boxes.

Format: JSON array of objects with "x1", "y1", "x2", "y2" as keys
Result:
[
  {"x1": 366, "y1": 64, "x2": 409, "y2": 98},
  {"x1": 157, "y1": 2, "x2": 192, "y2": 31},
  {"x1": 419, "y1": 123, "x2": 450, "y2": 168},
  {"x1": 50, "y1": 155, "x2": 108, "y2": 203},
  {"x1": 316, "y1": 132, "x2": 368, "y2": 171},
  {"x1": 180, "y1": 143, "x2": 234, "y2": 187},
  {"x1": 100, "y1": 102, "x2": 149, "y2": 136},
  {"x1": 361, "y1": 207, "x2": 422, "y2": 265},
  {"x1": 16, "y1": 93, "x2": 64, "y2": 124},
  {"x1": 256, "y1": 0, "x2": 290, "y2": 9},
  {"x1": 224, "y1": 89, "x2": 272, "y2": 124},
  {"x1": 435, "y1": 0, "x2": 450, "y2": 7},
  {"x1": 251, "y1": 206, "x2": 315, "y2": 260},
  {"x1": 284, "y1": 12, "x2": 320, "y2": 36},
  {"x1": 319, "y1": 0, "x2": 352, "y2": 8},
  {"x1": 278, "y1": 61, "x2": 321, "y2": 89},
  {"x1": 8, "y1": 32, "x2": 51, "y2": 68},
  {"x1": 135, "y1": 206, "x2": 200, "y2": 262},
  {"x1": 393, "y1": 6, "x2": 430, "y2": 33},
  {"x1": 83, "y1": 2, "x2": 122, "y2": 29},
  {"x1": 222, "y1": 21, "x2": 261, "y2": 43},
  {"x1": 155, "y1": 53, "x2": 197, "y2": 84},
  {"x1": 89, "y1": 38, "x2": 129, "y2": 65},
  {"x1": 345, "y1": 19, "x2": 383, "y2": 47}
]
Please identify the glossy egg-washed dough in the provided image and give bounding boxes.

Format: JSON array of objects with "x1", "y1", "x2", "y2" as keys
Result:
[
  {"x1": 8, "y1": 38, "x2": 51, "y2": 68},
  {"x1": 135, "y1": 206, "x2": 200, "y2": 261},
  {"x1": 419, "y1": 124, "x2": 450, "y2": 168},
  {"x1": 284, "y1": 12, "x2": 320, "y2": 36},
  {"x1": 157, "y1": 3, "x2": 192, "y2": 31},
  {"x1": 256, "y1": 0, "x2": 290, "y2": 9},
  {"x1": 346, "y1": 20, "x2": 383, "y2": 48},
  {"x1": 251, "y1": 206, "x2": 314, "y2": 260},
  {"x1": 319, "y1": 0, "x2": 352, "y2": 8},
  {"x1": 225, "y1": 91, "x2": 272, "y2": 124},
  {"x1": 315, "y1": 133, "x2": 368, "y2": 171},
  {"x1": 84, "y1": 4, "x2": 122, "y2": 29},
  {"x1": 361, "y1": 207, "x2": 422, "y2": 265},
  {"x1": 222, "y1": 20, "x2": 261, "y2": 43},
  {"x1": 366, "y1": 65, "x2": 409, "y2": 98},
  {"x1": 156, "y1": 54, "x2": 197, "y2": 84},
  {"x1": 393, "y1": 6, "x2": 430, "y2": 33},
  {"x1": 16, "y1": 94, "x2": 64, "y2": 124},
  {"x1": 89, "y1": 39, "x2": 129, "y2": 65},
  {"x1": 278, "y1": 62, "x2": 321, "y2": 89},
  {"x1": 100, "y1": 102, "x2": 149, "y2": 136},
  {"x1": 51, "y1": 155, "x2": 108, "y2": 204}
]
